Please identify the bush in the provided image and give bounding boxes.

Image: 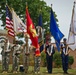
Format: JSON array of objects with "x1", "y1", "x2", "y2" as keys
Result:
[
  {"x1": 41, "y1": 51, "x2": 46, "y2": 67},
  {"x1": 34, "y1": 51, "x2": 74, "y2": 68},
  {"x1": 68, "y1": 56, "x2": 74, "y2": 65},
  {"x1": 68, "y1": 56, "x2": 74, "y2": 68},
  {"x1": 53, "y1": 52, "x2": 62, "y2": 68},
  {"x1": 41, "y1": 51, "x2": 62, "y2": 68},
  {"x1": 53, "y1": 52, "x2": 74, "y2": 68}
]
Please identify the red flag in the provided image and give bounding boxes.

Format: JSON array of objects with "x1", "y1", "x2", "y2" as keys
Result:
[
  {"x1": 35, "y1": 45, "x2": 41, "y2": 56},
  {"x1": 26, "y1": 7, "x2": 39, "y2": 48}
]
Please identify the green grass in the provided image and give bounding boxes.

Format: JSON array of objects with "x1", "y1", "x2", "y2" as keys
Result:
[{"x1": 0, "y1": 65, "x2": 76, "y2": 75}]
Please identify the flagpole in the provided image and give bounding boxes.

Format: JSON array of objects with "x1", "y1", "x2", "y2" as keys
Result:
[
  {"x1": 71, "y1": 1, "x2": 76, "y2": 34},
  {"x1": 23, "y1": 2, "x2": 27, "y2": 67},
  {"x1": 74, "y1": 1, "x2": 76, "y2": 5},
  {"x1": 25, "y1": 2, "x2": 35, "y2": 71},
  {"x1": 50, "y1": 4, "x2": 53, "y2": 38},
  {"x1": 11, "y1": 8, "x2": 16, "y2": 44},
  {"x1": 6, "y1": 3, "x2": 12, "y2": 13},
  {"x1": 23, "y1": 2, "x2": 29, "y2": 72},
  {"x1": 73, "y1": 2, "x2": 75, "y2": 9}
]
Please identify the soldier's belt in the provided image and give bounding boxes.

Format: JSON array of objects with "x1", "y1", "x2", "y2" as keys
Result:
[{"x1": 25, "y1": 53, "x2": 30, "y2": 55}]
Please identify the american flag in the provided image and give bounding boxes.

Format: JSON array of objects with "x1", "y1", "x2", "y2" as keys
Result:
[{"x1": 6, "y1": 5, "x2": 15, "y2": 37}]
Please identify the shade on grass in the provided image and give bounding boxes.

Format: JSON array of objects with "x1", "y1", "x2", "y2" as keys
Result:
[{"x1": 0, "y1": 65, "x2": 76, "y2": 75}]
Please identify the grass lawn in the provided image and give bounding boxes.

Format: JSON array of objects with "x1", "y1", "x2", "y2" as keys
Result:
[{"x1": 0, "y1": 65, "x2": 76, "y2": 75}]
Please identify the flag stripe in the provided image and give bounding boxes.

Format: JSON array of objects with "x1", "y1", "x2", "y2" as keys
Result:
[{"x1": 6, "y1": 5, "x2": 15, "y2": 37}]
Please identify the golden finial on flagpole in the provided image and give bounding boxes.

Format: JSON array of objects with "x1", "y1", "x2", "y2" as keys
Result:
[
  {"x1": 51, "y1": 4, "x2": 53, "y2": 8},
  {"x1": 73, "y1": 1, "x2": 76, "y2": 7},
  {"x1": 74, "y1": 1, "x2": 76, "y2": 4}
]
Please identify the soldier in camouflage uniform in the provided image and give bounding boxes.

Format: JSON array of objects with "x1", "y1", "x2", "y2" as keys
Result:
[
  {"x1": 33, "y1": 26, "x2": 43, "y2": 74},
  {"x1": 0, "y1": 37, "x2": 10, "y2": 73},
  {"x1": 12, "y1": 40, "x2": 21, "y2": 73},
  {"x1": 34, "y1": 45, "x2": 41, "y2": 74},
  {"x1": 23, "y1": 33, "x2": 30, "y2": 73}
]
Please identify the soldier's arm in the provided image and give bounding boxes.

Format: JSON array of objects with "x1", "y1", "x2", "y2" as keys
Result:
[
  {"x1": 10, "y1": 44, "x2": 16, "y2": 50},
  {"x1": 60, "y1": 44, "x2": 64, "y2": 54}
]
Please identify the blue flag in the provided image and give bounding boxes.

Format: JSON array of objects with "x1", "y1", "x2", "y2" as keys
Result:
[
  {"x1": 38, "y1": 14, "x2": 44, "y2": 52},
  {"x1": 38, "y1": 14, "x2": 43, "y2": 27},
  {"x1": 55, "y1": 41, "x2": 60, "y2": 51},
  {"x1": 50, "y1": 9, "x2": 64, "y2": 51}
]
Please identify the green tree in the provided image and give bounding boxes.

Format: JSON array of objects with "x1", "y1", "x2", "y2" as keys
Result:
[
  {"x1": 41, "y1": 51, "x2": 46, "y2": 67},
  {"x1": 0, "y1": 0, "x2": 58, "y2": 34},
  {"x1": 68, "y1": 56, "x2": 74, "y2": 68},
  {"x1": 53, "y1": 52, "x2": 62, "y2": 68}
]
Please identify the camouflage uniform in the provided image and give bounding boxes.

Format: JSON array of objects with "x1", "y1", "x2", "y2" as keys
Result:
[
  {"x1": 23, "y1": 34, "x2": 30, "y2": 73},
  {"x1": 0, "y1": 38, "x2": 10, "y2": 72},
  {"x1": 1, "y1": 49, "x2": 10, "y2": 72},
  {"x1": 23, "y1": 51, "x2": 30, "y2": 73},
  {"x1": 34, "y1": 56, "x2": 41, "y2": 73},
  {"x1": 34, "y1": 46, "x2": 41, "y2": 74},
  {"x1": 12, "y1": 43, "x2": 21, "y2": 72}
]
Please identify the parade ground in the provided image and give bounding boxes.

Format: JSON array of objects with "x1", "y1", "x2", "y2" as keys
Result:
[{"x1": 0, "y1": 66, "x2": 76, "y2": 75}]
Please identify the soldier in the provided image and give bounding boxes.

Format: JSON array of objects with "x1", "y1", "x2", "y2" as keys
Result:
[
  {"x1": 23, "y1": 33, "x2": 30, "y2": 73},
  {"x1": 34, "y1": 26, "x2": 42, "y2": 74},
  {"x1": 0, "y1": 37, "x2": 10, "y2": 73},
  {"x1": 61, "y1": 38, "x2": 70, "y2": 74},
  {"x1": 12, "y1": 40, "x2": 21, "y2": 73},
  {"x1": 45, "y1": 39, "x2": 55, "y2": 74},
  {"x1": 34, "y1": 45, "x2": 41, "y2": 74},
  {"x1": 29, "y1": 44, "x2": 36, "y2": 72}
]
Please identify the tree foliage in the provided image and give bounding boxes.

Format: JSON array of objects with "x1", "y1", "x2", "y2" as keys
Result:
[
  {"x1": 53, "y1": 52, "x2": 62, "y2": 67},
  {"x1": 68, "y1": 56, "x2": 74, "y2": 65},
  {"x1": 0, "y1": 0, "x2": 58, "y2": 33}
]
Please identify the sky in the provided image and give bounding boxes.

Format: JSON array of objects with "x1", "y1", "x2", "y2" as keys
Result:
[{"x1": 44, "y1": 0, "x2": 76, "y2": 42}]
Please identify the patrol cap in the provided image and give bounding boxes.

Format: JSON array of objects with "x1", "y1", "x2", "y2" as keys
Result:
[{"x1": 63, "y1": 38, "x2": 67, "y2": 41}]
